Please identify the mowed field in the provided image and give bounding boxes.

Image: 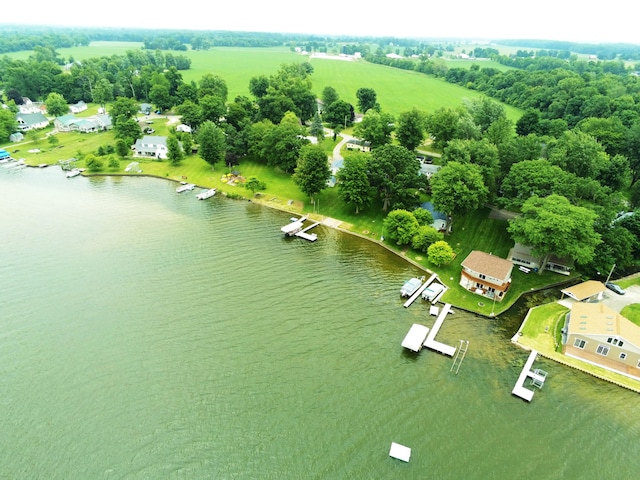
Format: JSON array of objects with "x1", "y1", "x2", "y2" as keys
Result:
[{"x1": 10, "y1": 42, "x2": 522, "y2": 120}]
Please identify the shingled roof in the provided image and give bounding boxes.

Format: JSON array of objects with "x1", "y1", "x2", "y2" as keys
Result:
[{"x1": 461, "y1": 250, "x2": 513, "y2": 280}]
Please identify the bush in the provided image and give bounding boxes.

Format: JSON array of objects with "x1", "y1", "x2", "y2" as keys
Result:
[{"x1": 412, "y1": 225, "x2": 444, "y2": 252}]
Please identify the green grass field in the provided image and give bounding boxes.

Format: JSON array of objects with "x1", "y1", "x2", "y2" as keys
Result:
[{"x1": 7, "y1": 42, "x2": 522, "y2": 120}]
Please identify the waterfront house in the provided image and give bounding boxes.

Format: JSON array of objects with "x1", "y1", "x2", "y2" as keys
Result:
[
  {"x1": 563, "y1": 302, "x2": 640, "y2": 380},
  {"x1": 15, "y1": 112, "x2": 49, "y2": 131},
  {"x1": 508, "y1": 243, "x2": 573, "y2": 275},
  {"x1": 560, "y1": 280, "x2": 607, "y2": 303},
  {"x1": 134, "y1": 135, "x2": 168, "y2": 159},
  {"x1": 460, "y1": 250, "x2": 513, "y2": 301}
]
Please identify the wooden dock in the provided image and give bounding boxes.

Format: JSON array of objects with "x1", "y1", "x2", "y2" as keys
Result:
[
  {"x1": 423, "y1": 303, "x2": 457, "y2": 356},
  {"x1": 403, "y1": 274, "x2": 437, "y2": 308},
  {"x1": 512, "y1": 350, "x2": 546, "y2": 402}
]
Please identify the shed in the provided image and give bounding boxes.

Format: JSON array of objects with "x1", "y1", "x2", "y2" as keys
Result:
[{"x1": 9, "y1": 132, "x2": 24, "y2": 142}]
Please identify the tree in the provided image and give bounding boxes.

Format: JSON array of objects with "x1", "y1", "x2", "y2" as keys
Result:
[
  {"x1": 199, "y1": 74, "x2": 228, "y2": 102},
  {"x1": 92, "y1": 78, "x2": 113, "y2": 112},
  {"x1": 180, "y1": 133, "x2": 193, "y2": 155},
  {"x1": 548, "y1": 129, "x2": 608, "y2": 179},
  {"x1": 44, "y1": 92, "x2": 68, "y2": 117},
  {"x1": 321, "y1": 86, "x2": 339, "y2": 108},
  {"x1": 166, "y1": 135, "x2": 184, "y2": 166},
  {"x1": 356, "y1": 87, "x2": 378, "y2": 113},
  {"x1": 108, "y1": 155, "x2": 120, "y2": 169},
  {"x1": 383, "y1": 209, "x2": 419, "y2": 245},
  {"x1": 463, "y1": 96, "x2": 507, "y2": 133},
  {"x1": 245, "y1": 177, "x2": 267, "y2": 193},
  {"x1": 412, "y1": 225, "x2": 444, "y2": 253},
  {"x1": 323, "y1": 100, "x2": 354, "y2": 130},
  {"x1": 427, "y1": 241, "x2": 455, "y2": 266},
  {"x1": 516, "y1": 109, "x2": 542, "y2": 136},
  {"x1": 425, "y1": 107, "x2": 461, "y2": 150},
  {"x1": 47, "y1": 134, "x2": 59, "y2": 147},
  {"x1": 337, "y1": 156, "x2": 374, "y2": 214},
  {"x1": 0, "y1": 108, "x2": 18, "y2": 142},
  {"x1": 259, "y1": 114, "x2": 305, "y2": 172},
  {"x1": 430, "y1": 161, "x2": 488, "y2": 218},
  {"x1": 249, "y1": 75, "x2": 270, "y2": 98},
  {"x1": 412, "y1": 208, "x2": 434, "y2": 227},
  {"x1": 176, "y1": 100, "x2": 203, "y2": 129},
  {"x1": 110, "y1": 96, "x2": 139, "y2": 122},
  {"x1": 84, "y1": 154, "x2": 103, "y2": 172},
  {"x1": 116, "y1": 139, "x2": 130, "y2": 158},
  {"x1": 197, "y1": 120, "x2": 226, "y2": 168},
  {"x1": 309, "y1": 112, "x2": 324, "y2": 141},
  {"x1": 396, "y1": 108, "x2": 426, "y2": 151},
  {"x1": 113, "y1": 117, "x2": 141, "y2": 144},
  {"x1": 149, "y1": 83, "x2": 173, "y2": 111},
  {"x1": 507, "y1": 194, "x2": 601, "y2": 274},
  {"x1": 367, "y1": 144, "x2": 422, "y2": 212},
  {"x1": 293, "y1": 144, "x2": 331, "y2": 202},
  {"x1": 353, "y1": 110, "x2": 394, "y2": 148}
]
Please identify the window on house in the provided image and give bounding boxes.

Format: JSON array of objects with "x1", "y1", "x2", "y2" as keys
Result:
[
  {"x1": 596, "y1": 345, "x2": 609, "y2": 356},
  {"x1": 619, "y1": 353, "x2": 627, "y2": 360},
  {"x1": 479, "y1": 274, "x2": 486, "y2": 280},
  {"x1": 574, "y1": 338, "x2": 586, "y2": 349},
  {"x1": 607, "y1": 337, "x2": 613, "y2": 344}
]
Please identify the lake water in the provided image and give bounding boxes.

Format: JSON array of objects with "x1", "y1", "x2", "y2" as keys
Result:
[{"x1": 1, "y1": 167, "x2": 639, "y2": 479}]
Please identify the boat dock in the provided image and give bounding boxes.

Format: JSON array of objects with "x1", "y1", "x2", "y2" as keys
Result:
[
  {"x1": 512, "y1": 350, "x2": 548, "y2": 401},
  {"x1": 295, "y1": 222, "x2": 319, "y2": 242},
  {"x1": 423, "y1": 303, "x2": 457, "y2": 356},
  {"x1": 403, "y1": 274, "x2": 437, "y2": 308},
  {"x1": 401, "y1": 324, "x2": 430, "y2": 352}
]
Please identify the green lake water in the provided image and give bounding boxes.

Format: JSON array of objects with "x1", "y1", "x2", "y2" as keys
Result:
[{"x1": 1, "y1": 167, "x2": 639, "y2": 479}]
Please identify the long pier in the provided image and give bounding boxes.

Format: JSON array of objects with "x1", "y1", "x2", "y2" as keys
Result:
[
  {"x1": 423, "y1": 303, "x2": 457, "y2": 356},
  {"x1": 403, "y1": 274, "x2": 437, "y2": 308}
]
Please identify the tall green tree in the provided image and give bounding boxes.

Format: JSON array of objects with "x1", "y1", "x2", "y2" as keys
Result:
[
  {"x1": 293, "y1": 144, "x2": 331, "y2": 202},
  {"x1": 0, "y1": 108, "x2": 18, "y2": 141},
  {"x1": 396, "y1": 108, "x2": 426, "y2": 151},
  {"x1": 321, "y1": 86, "x2": 339, "y2": 108},
  {"x1": 44, "y1": 92, "x2": 68, "y2": 117},
  {"x1": 367, "y1": 144, "x2": 421, "y2": 212},
  {"x1": 383, "y1": 209, "x2": 419, "y2": 245},
  {"x1": 197, "y1": 120, "x2": 226, "y2": 168},
  {"x1": 166, "y1": 135, "x2": 184, "y2": 166},
  {"x1": 92, "y1": 78, "x2": 114, "y2": 112},
  {"x1": 507, "y1": 194, "x2": 601, "y2": 274},
  {"x1": 427, "y1": 240, "x2": 455, "y2": 266},
  {"x1": 356, "y1": 87, "x2": 378, "y2": 113},
  {"x1": 430, "y1": 161, "x2": 488, "y2": 218},
  {"x1": 353, "y1": 110, "x2": 394, "y2": 148},
  {"x1": 323, "y1": 100, "x2": 353, "y2": 130},
  {"x1": 337, "y1": 156, "x2": 373, "y2": 214}
]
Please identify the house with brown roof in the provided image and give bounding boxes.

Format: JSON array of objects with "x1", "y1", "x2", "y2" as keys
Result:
[
  {"x1": 563, "y1": 302, "x2": 640, "y2": 380},
  {"x1": 460, "y1": 250, "x2": 513, "y2": 301}
]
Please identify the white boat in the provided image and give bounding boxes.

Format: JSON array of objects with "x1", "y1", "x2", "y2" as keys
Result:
[
  {"x1": 176, "y1": 183, "x2": 196, "y2": 193},
  {"x1": 422, "y1": 283, "x2": 444, "y2": 301},
  {"x1": 196, "y1": 188, "x2": 217, "y2": 200},
  {"x1": 400, "y1": 277, "x2": 423, "y2": 297},
  {"x1": 66, "y1": 168, "x2": 81, "y2": 178}
]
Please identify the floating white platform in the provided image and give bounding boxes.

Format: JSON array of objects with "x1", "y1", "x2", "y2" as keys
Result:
[
  {"x1": 176, "y1": 183, "x2": 196, "y2": 193},
  {"x1": 295, "y1": 222, "x2": 319, "y2": 242},
  {"x1": 401, "y1": 324, "x2": 429, "y2": 352},
  {"x1": 429, "y1": 305, "x2": 439, "y2": 316},
  {"x1": 389, "y1": 442, "x2": 411, "y2": 462},
  {"x1": 281, "y1": 216, "x2": 308, "y2": 236},
  {"x1": 423, "y1": 303, "x2": 456, "y2": 356}
]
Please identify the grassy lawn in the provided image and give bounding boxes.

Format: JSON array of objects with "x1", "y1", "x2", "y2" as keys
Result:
[
  {"x1": 620, "y1": 304, "x2": 640, "y2": 327},
  {"x1": 516, "y1": 302, "x2": 640, "y2": 392}
]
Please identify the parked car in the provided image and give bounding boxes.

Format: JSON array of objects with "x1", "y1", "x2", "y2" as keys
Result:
[{"x1": 605, "y1": 282, "x2": 626, "y2": 295}]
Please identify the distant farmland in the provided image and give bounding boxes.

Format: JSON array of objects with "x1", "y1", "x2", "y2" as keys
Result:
[{"x1": 12, "y1": 42, "x2": 522, "y2": 120}]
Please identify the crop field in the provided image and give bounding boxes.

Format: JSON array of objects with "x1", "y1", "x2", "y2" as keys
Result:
[{"x1": 9, "y1": 42, "x2": 522, "y2": 119}]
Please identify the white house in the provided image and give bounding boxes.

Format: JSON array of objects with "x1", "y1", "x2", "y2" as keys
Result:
[
  {"x1": 134, "y1": 135, "x2": 169, "y2": 159},
  {"x1": 70, "y1": 101, "x2": 88, "y2": 114},
  {"x1": 15, "y1": 112, "x2": 49, "y2": 131}
]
